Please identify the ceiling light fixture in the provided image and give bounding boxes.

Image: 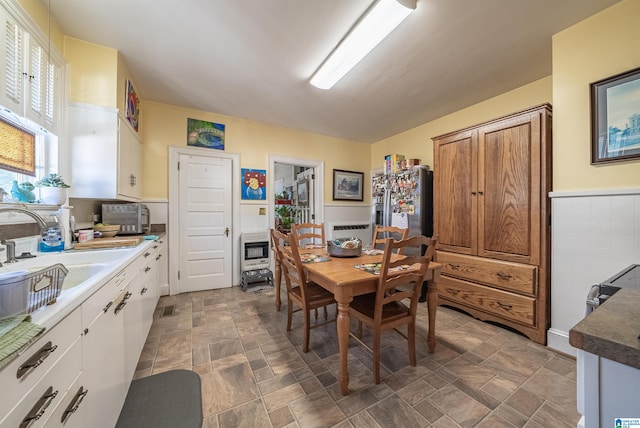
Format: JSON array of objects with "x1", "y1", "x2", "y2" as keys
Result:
[{"x1": 310, "y1": 0, "x2": 417, "y2": 90}]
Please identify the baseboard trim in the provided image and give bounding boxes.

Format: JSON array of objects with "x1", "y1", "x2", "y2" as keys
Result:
[{"x1": 547, "y1": 328, "x2": 576, "y2": 357}]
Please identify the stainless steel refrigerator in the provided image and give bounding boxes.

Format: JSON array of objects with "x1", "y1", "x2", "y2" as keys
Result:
[
  {"x1": 371, "y1": 165, "x2": 434, "y2": 300},
  {"x1": 372, "y1": 165, "x2": 433, "y2": 243}
]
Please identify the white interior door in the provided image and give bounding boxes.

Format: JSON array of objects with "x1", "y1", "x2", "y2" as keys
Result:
[
  {"x1": 297, "y1": 168, "x2": 315, "y2": 223},
  {"x1": 178, "y1": 154, "x2": 232, "y2": 292}
]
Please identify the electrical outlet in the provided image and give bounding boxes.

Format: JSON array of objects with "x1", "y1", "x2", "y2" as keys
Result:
[{"x1": 259, "y1": 207, "x2": 266, "y2": 215}]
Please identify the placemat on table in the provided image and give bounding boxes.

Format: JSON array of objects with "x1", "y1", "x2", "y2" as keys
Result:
[
  {"x1": 300, "y1": 253, "x2": 331, "y2": 263},
  {"x1": 354, "y1": 263, "x2": 414, "y2": 275}
]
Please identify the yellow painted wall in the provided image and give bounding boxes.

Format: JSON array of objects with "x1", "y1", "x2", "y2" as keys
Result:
[
  {"x1": 17, "y1": 0, "x2": 63, "y2": 51},
  {"x1": 64, "y1": 37, "x2": 118, "y2": 107},
  {"x1": 553, "y1": 0, "x2": 640, "y2": 191},
  {"x1": 140, "y1": 101, "x2": 371, "y2": 201},
  {"x1": 371, "y1": 77, "x2": 552, "y2": 170}
]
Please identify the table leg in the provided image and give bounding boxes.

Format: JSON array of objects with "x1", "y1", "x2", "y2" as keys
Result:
[
  {"x1": 336, "y1": 301, "x2": 351, "y2": 395},
  {"x1": 426, "y1": 269, "x2": 440, "y2": 353},
  {"x1": 274, "y1": 259, "x2": 282, "y2": 311}
]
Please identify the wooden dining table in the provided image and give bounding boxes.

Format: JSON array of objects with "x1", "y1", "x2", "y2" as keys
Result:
[{"x1": 300, "y1": 249, "x2": 442, "y2": 396}]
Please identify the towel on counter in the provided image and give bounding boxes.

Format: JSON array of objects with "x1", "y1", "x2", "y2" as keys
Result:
[
  {"x1": 0, "y1": 314, "x2": 45, "y2": 369},
  {"x1": 143, "y1": 235, "x2": 159, "y2": 241}
]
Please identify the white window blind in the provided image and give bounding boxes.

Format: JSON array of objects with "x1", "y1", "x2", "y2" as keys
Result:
[
  {"x1": 45, "y1": 61, "x2": 55, "y2": 124},
  {"x1": 29, "y1": 42, "x2": 44, "y2": 117},
  {"x1": 4, "y1": 18, "x2": 23, "y2": 105}
]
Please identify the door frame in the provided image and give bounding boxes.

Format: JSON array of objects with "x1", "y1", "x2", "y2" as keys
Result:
[
  {"x1": 168, "y1": 146, "x2": 240, "y2": 295},
  {"x1": 269, "y1": 155, "x2": 324, "y2": 229}
]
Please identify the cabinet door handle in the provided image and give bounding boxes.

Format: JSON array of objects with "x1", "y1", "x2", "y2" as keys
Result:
[
  {"x1": 144, "y1": 251, "x2": 151, "y2": 258},
  {"x1": 471, "y1": 191, "x2": 476, "y2": 195},
  {"x1": 155, "y1": 255, "x2": 161, "y2": 261},
  {"x1": 20, "y1": 386, "x2": 58, "y2": 427},
  {"x1": 446, "y1": 288, "x2": 460, "y2": 295},
  {"x1": 144, "y1": 266, "x2": 152, "y2": 273},
  {"x1": 17, "y1": 341, "x2": 58, "y2": 379},
  {"x1": 114, "y1": 292, "x2": 132, "y2": 315},
  {"x1": 497, "y1": 302, "x2": 513, "y2": 311},
  {"x1": 447, "y1": 263, "x2": 461, "y2": 270},
  {"x1": 61, "y1": 387, "x2": 88, "y2": 424},
  {"x1": 141, "y1": 287, "x2": 148, "y2": 295},
  {"x1": 102, "y1": 301, "x2": 113, "y2": 313},
  {"x1": 478, "y1": 191, "x2": 484, "y2": 195},
  {"x1": 496, "y1": 273, "x2": 513, "y2": 280}
]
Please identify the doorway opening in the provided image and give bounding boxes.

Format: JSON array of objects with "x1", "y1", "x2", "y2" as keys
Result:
[{"x1": 269, "y1": 155, "x2": 324, "y2": 233}]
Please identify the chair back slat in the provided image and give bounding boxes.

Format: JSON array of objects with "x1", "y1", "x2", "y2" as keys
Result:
[
  {"x1": 372, "y1": 225, "x2": 409, "y2": 254},
  {"x1": 292, "y1": 222, "x2": 325, "y2": 247},
  {"x1": 277, "y1": 228, "x2": 313, "y2": 303}
]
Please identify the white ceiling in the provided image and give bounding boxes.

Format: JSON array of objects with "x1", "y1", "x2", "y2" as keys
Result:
[{"x1": 46, "y1": 0, "x2": 621, "y2": 143}]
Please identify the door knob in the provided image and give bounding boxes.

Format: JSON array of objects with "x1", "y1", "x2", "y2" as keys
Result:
[{"x1": 225, "y1": 227, "x2": 230, "y2": 237}]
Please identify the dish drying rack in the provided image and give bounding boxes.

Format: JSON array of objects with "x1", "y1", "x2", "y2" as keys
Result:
[{"x1": 26, "y1": 263, "x2": 68, "y2": 313}]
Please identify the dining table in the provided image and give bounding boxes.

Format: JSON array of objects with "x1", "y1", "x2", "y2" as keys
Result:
[{"x1": 299, "y1": 248, "x2": 442, "y2": 396}]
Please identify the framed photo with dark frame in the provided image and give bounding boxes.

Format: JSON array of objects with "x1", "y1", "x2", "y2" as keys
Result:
[
  {"x1": 591, "y1": 66, "x2": 640, "y2": 164},
  {"x1": 297, "y1": 179, "x2": 309, "y2": 206},
  {"x1": 333, "y1": 169, "x2": 364, "y2": 201}
]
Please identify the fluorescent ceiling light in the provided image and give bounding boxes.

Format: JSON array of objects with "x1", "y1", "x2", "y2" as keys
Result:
[{"x1": 310, "y1": 0, "x2": 417, "y2": 90}]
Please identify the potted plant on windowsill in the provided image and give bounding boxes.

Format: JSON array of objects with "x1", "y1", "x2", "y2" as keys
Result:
[{"x1": 35, "y1": 173, "x2": 70, "y2": 205}]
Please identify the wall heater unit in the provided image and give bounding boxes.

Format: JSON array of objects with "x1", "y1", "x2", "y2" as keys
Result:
[{"x1": 327, "y1": 222, "x2": 372, "y2": 246}]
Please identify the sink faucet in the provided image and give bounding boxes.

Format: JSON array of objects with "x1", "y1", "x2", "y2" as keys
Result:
[{"x1": 0, "y1": 206, "x2": 49, "y2": 263}]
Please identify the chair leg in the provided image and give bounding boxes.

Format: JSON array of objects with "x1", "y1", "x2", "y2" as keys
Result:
[
  {"x1": 408, "y1": 322, "x2": 416, "y2": 367},
  {"x1": 323, "y1": 306, "x2": 328, "y2": 319},
  {"x1": 314, "y1": 308, "x2": 318, "y2": 320},
  {"x1": 373, "y1": 331, "x2": 381, "y2": 384},
  {"x1": 286, "y1": 300, "x2": 293, "y2": 332},
  {"x1": 357, "y1": 321, "x2": 363, "y2": 339},
  {"x1": 303, "y1": 309, "x2": 311, "y2": 353}
]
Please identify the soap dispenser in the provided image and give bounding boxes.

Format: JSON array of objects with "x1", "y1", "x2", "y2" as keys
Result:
[{"x1": 40, "y1": 215, "x2": 65, "y2": 252}]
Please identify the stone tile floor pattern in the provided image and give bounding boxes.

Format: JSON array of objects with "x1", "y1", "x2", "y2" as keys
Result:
[{"x1": 134, "y1": 286, "x2": 579, "y2": 427}]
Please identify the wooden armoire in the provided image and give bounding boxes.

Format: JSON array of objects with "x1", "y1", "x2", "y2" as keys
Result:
[{"x1": 433, "y1": 104, "x2": 551, "y2": 344}]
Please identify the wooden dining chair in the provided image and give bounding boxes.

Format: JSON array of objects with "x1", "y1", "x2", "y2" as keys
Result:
[
  {"x1": 372, "y1": 225, "x2": 409, "y2": 254},
  {"x1": 276, "y1": 227, "x2": 336, "y2": 353},
  {"x1": 270, "y1": 228, "x2": 286, "y2": 311},
  {"x1": 349, "y1": 235, "x2": 437, "y2": 384},
  {"x1": 291, "y1": 222, "x2": 325, "y2": 248}
]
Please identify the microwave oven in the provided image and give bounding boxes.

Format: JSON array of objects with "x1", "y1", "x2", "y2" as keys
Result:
[{"x1": 101, "y1": 203, "x2": 150, "y2": 235}]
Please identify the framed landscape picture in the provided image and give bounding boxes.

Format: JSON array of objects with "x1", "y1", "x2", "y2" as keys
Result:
[
  {"x1": 591, "y1": 66, "x2": 640, "y2": 164},
  {"x1": 333, "y1": 169, "x2": 363, "y2": 201}
]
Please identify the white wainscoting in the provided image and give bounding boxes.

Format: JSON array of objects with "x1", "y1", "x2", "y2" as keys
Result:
[{"x1": 548, "y1": 189, "x2": 640, "y2": 355}]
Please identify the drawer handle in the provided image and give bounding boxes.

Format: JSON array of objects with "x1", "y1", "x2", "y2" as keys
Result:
[
  {"x1": 141, "y1": 287, "x2": 148, "y2": 295},
  {"x1": 17, "y1": 341, "x2": 58, "y2": 379},
  {"x1": 497, "y1": 302, "x2": 513, "y2": 310},
  {"x1": 496, "y1": 273, "x2": 513, "y2": 280},
  {"x1": 155, "y1": 254, "x2": 162, "y2": 261},
  {"x1": 102, "y1": 301, "x2": 113, "y2": 313},
  {"x1": 61, "y1": 386, "x2": 88, "y2": 424},
  {"x1": 145, "y1": 266, "x2": 152, "y2": 273},
  {"x1": 153, "y1": 245, "x2": 159, "y2": 249},
  {"x1": 447, "y1": 263, "x2": 461, "y2": 270},
  {"x1": 114, "y1": 292, "x2": 133, "y2": 315},
  {"x1": 144, "y1": 251, "x2": 151, "y2": 258},
  {"x1": 20, "y1": 386, "x2": 58, "y2": 427},
  {"x1": 446, "y1": 288, "x2": 460, "y2": 295}
]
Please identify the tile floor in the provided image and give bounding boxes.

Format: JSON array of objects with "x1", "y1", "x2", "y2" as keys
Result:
[{"x1": 134, "y1": 286, "x2": 579, "y2": 428}]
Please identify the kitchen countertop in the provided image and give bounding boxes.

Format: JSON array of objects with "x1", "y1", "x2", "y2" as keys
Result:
[{"x1": 569, "y1": 287, "x2": 640, "y2": 369}]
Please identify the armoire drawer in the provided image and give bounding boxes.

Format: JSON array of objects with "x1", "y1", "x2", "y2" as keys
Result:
[
  {"x1": 438, "y1": 276, "x2": 536, "y2": 326},
  {"x1": 437, "y1": 251, "x2": 537, "y2": 295}
]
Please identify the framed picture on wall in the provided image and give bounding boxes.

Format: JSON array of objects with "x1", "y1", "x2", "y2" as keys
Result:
[
  {"x1": 591, "y1": 66, "x2": 640, "y2": 164},
  {"x1": 332, "y1": 169, "x2": 363, "y2": 201},
  {"x1": 297, "y1": 179, "x2": 309, "y2": 206}
]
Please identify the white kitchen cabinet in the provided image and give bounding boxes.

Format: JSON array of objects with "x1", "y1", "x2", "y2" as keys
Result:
[
  {"x1": 68, "y1": 102, "x2": 142, "y2": 201},
  {"x1": 81, "y1": 266, "x2": 134, "y2": 428},
  {"x1": 0, "y1": 0, "x2": 65, "y2": 133},
  {"x1": 0, "y1": 309, "x2": 82, "y2": 428},
  {"x1": 577, "y1": 349, "x2": 640, "y2": 428},
  {"x1": 43, "y1": 371, "x2": 88, "y2": 428},
  {"x1": 157, "y1": 239, "x2": 169, "y2": 295}
]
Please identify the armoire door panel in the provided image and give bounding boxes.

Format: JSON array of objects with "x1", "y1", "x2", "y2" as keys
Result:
[{"x1": 434, "y1": 131, "x2": 477, "y2": 255}]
